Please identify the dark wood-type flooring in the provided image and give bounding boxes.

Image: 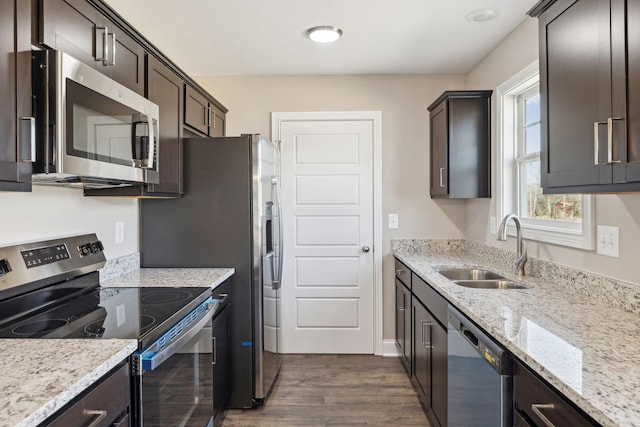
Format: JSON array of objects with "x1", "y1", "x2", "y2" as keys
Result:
[{"x1": 221, "y1": 354, "x2": 432, "y2": 427}]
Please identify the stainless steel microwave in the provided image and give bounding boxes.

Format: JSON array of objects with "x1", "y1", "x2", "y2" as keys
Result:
[{"x1": 32, "y1": 50, "x2": 159, "y2": 188}]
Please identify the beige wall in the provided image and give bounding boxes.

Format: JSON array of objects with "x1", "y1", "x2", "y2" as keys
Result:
[
  {"x1": 0, "y1": 186, "x2": 139, "y2": 260},
  {"x1": 466, "y1": 17, "x2": 640, "y2": 284},
  {"x1": 196, "y1": 74, "x2": 469, "y2": 339},
  {"x1": 199, "y1": 16, "x2": 640, "y2": 341}
]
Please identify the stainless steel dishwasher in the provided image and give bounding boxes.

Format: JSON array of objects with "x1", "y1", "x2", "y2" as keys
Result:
[{"x1": 447, "y1": 305, "x2": 513, "y2": 427}]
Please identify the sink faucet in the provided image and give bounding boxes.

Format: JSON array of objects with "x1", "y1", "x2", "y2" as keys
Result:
[{"x1": 497, "y1": 214, "x2": 527, "y2": 276}]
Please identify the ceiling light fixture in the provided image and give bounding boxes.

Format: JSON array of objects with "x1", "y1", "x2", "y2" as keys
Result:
[
  {"x1": 465, "y1": 8, "x2": 500, "y2": 23},
  {"x1": 306, "y1": 26, "x2": 343, "y2": 43}
]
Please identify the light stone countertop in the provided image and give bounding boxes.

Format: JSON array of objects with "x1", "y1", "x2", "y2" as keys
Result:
[
  {"x1": 393, "y1": 239, "x2": 640, "y2": 427},
  {"x1": 100, "y1": 267, "x2": 234, "y2": 290},
  {"x1": 0, "y1": 339, "x2": 137, "y2": 427}
]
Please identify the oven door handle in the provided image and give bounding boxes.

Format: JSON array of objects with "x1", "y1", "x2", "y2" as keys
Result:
[{"x1": 137, "y1": 300, "x2": 218, "y2": 372}]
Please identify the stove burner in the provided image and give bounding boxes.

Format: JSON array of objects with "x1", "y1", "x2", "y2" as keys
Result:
[
  {"x1": 142, "y1": 289, "x2": 193, "y2": 305},
  {"x1": 140, "y1": 314, "x2": 156, "y2": 331},
  {"x1": 84, "y1": 318, "x2": 107, "y2": 337},
  {"x1": 12, "y1": 319, "x2": 69, "y2": 336}
]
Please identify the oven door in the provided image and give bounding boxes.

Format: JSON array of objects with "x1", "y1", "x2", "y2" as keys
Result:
[{"x1": 133, "y1": 299, "x2": 217, "y2": 427}]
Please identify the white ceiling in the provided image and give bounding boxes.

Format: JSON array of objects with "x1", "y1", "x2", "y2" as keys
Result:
[{"x1": 104, "y1": 0, "x2": 539, "y2": 77}]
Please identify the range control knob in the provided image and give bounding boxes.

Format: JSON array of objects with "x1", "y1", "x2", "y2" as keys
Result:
[
  {"x1": 90, "y1": 241, "x2": 104, "y2": 254},
  {"x1": 0, "y1": 258, "x2": 11, "y2": 276},
  {"x1": 78, "y1": 241, "x2": 104, "y2": 257},
  {"x1": 77, "y1": 244, "x2": 91, "y2": 257}
]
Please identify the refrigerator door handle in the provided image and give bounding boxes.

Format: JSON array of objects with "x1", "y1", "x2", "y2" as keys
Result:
[{"x1": 272, "y1": 175, "x2": 284, "y2": 290}]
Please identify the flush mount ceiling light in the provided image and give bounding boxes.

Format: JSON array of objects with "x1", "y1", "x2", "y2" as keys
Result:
[
  {"x1": 306, "y1": 26, "x2": 343, "y2": 43},
  {"x1": 465, "y1": 8, "x2": 500, "y2": 23}
]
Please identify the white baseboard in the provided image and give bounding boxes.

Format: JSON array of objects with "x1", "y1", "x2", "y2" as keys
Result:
[{"x1": 382, "y1": 339, "x2": 400, "y2": 357}]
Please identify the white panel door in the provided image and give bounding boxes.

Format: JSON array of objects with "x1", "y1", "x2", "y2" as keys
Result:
[{"x1": 280, "y1": 119, "x2": 374, "y2": 353}]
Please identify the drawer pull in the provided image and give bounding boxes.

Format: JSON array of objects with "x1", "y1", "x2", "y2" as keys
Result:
[
  {"x1": 83, "y1": 409, "x2": 108, "y2": 427},
  {"x1": 396, "y1": 269, "x2": 405, "y2": 276},
  {"x1": 531, "y1": 403, "x2": 556, "y2": 427}
]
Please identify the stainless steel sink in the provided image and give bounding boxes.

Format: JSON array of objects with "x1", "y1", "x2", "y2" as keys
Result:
[
  {"x1": 436, "y1": 268, "x2": 530, "y2": 289},
  {"x1": 452, "y1": 280, "x2": 529, "y2": 289},
  {"x1": 437, "y1": 268, "x2": 507, "y2": 281}
]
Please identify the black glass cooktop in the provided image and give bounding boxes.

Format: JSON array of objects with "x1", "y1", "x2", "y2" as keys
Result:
[{"x1": 0, "y1": 282, "x2": 212, "y2": 349}]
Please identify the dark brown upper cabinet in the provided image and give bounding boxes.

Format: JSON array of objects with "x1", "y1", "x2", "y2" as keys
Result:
[
  {"x1": 0, "y1": 0, "x2": 32, "y2": 192},
  {"x1": 427, "y1": 90, "x2": 492, "y2": 198},
  {"x1": 85, "y1": 55, "x2": 185, "y2": 197},
  {"x1": 185, "y1": 84, "x2": 226, "y2": 137},
  {"x1": 37, "y1": 0, "x2": 145, "y2": 95},
  {"x1": 530, "y1": 0, "x2": 640, "y2": 193}
]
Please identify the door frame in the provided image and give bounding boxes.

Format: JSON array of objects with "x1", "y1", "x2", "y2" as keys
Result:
[{"x1": 271, "y1": 111, "x2": 383, "y2": 356}]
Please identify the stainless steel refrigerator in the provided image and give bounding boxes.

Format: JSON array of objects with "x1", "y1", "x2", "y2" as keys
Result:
[{"x1": 140, "y1": 134, "x2": 282, "y2": 408}]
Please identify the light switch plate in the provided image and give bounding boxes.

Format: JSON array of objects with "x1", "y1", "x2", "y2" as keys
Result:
[
  {"x1": 596, "y1": 225, "x2": 619, "y2": 258},
  {"x1": 388, "y1": 213, "x2": 399, "y2": 229}
]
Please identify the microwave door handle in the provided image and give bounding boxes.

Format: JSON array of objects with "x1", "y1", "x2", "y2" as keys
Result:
[
  {"x1": 146, "y1": 116, "x2": 156, "y2": 169},
  {"x1": 132, "y1": 115, "x2": 156, "y2": 169}
]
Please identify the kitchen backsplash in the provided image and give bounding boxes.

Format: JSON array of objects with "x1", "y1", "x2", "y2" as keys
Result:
[
  {"x1": 393, "y1": 239, "x2": 640, "y2": 314},
  {"x1": 99, "y1": 253, "x2": 140, "y2": 281}
]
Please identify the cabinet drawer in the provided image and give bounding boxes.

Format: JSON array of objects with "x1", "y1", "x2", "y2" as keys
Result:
[
  {"x1": 394, "y1": 259, "x2": 411, "y2": 288},
  {"x1": 514, "y1": 360, "x2": 598, "y2": 427},
  {"x1": 48, "y1": 363, "x2": 130, "y2": 427},
  {"x1": 412, "y1": 272, "x2": 447, "y2": 327}
]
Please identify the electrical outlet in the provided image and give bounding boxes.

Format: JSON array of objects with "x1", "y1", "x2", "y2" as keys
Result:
[
  {"x1": 388, "y1": 213, "x2": 399, "y2": 230},
  {"x1": 490, "y1": 216, "x2": 496, "y2": 234},
  {"x1": 596, "y1": 225, "x2": 619, "y2": 258},
  {"x1": 115, "y1": 221, "x2": 125, "y2": 244}
]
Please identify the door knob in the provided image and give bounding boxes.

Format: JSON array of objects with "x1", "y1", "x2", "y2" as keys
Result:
[{"x1": 362, "y1": 246, "x2": 371, "y2": 253}]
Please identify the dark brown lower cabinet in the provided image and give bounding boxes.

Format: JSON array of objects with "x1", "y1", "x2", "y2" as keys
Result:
[
  {"x1": 514, "y1": 359, "x2": 600, "y2": 426},
  {"x1": 395, "y1": 278, "x2": 411, "y2": 374},
  {"x1": 47, "y1": 363, "x2": 130, "y2": 427},
  {"x1": 412, "y1": 299, "x2": 447, "y2": 427},
  {"x1": 212, "y1": 302, "x2": 231, "y2": 427}
]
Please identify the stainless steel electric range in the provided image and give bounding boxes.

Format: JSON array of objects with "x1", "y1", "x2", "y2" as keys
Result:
[{"x1": 0, "y1": 234, "x2": 221, "y2": 427}]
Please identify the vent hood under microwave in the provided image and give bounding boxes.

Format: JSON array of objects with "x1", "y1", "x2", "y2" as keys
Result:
[{"x1": 31, "y1": 50, "x2": 160, "y2": 189}]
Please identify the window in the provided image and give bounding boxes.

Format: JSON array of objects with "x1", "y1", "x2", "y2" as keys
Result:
[{"x1": 497, "y1": 62, "x2": 594, "y2": 249}]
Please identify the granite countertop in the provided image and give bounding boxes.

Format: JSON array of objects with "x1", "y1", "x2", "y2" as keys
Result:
[
  {"x1": 0, "y1": 339, "x2": 137, "y2": 427},
  {"x1": 100, "y1": 267, "x2": 234, "y2": 289},
  {"x1": 393, "y1": 239, "x2": 640, "y2": 427}
]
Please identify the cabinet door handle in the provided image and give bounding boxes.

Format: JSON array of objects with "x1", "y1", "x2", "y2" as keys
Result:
[
  {"x1": 203, "y1": 106, "x2": 209, "y2": 127},
  {"x1": 607, "y1": 117, "x2": 623, "y2": 163},
  {"x1": 594, "y1": 121, "x2": 607, "y2": 165},
  {"x1": 83, "y1": 409, "x2": 108, "y2": 427},
  {"x1": 20, "y1": 117, "x2": 35, "y2": 162},
  {"x1": 421, "y1": 320, "x2": 434, "y2": 349},
  {"x1": 397, "y1": 291, "x2": 406, "y2": 311},
  {"x1": 107, "y1": 32, "x2": 116, "y2": 66},
  {"x1": 531, "y1": 403, "x2": 556, "y2": 427},
  {"x1": 213, "y1": 336, "x2": 217, "y2": 366},
  {"x1": 95, "y1": 26, "x2": 109, "y2": 64},
  {"x1": 439, "y1": 167, "x2": 446, "y2": 187}
]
